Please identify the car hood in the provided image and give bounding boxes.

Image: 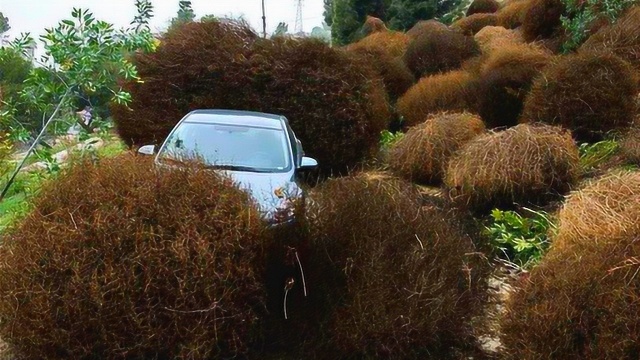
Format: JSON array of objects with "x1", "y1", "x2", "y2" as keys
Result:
[{"x1": 222, "y1": 170, "x2": 301, "y2": 215}]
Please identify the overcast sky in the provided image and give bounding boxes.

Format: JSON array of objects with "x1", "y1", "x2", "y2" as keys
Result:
[{"x1": 0, "y1": 0, "x2": 325, "y2": 40}]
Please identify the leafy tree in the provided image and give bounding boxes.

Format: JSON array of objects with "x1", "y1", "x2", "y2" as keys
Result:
[
  {"x1": 177, "y1": 0, "x2": 196, "y2": 23},
  {"x1": 0, "y1": 49, "x2": 39, "y2": 135},
  {"x1": 0, "y1": 12, "x2": 9, "y2": 35},
  {"x1": 387, "y1": 0, "x2": 462, "y2": 30},
  {"x1": 331, "y1": 0, "x2": 391, "y2": 45},
  {"x1": 0, "y1": 0, "x2": 156, "y2": 200},
  {"x1": 310, "y1": 24, "x2": 332, "y2": 43},
  {"x1": 324, "y1": 0, "x2": 334, "y2": 26},
  {"x1": 200, "y1": 14, "x2": 218, "y2": 22},
  {"x1": 439, "y1": 0, "x2": 474, "y2": 24},
  {"x1": 169, "y1": 0, "x2": 196, "y2": 30},
  {"x1": 273, "y1": 22, "x2": 289, "y2": 36}
]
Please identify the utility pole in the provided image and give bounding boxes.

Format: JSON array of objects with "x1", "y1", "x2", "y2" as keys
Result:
[
  {"x1": 294, "y1": 0, "x2": 304, "y2": 36},
  {"x1": 261, "y1": 0, "x2": 267, "y2": 38}
]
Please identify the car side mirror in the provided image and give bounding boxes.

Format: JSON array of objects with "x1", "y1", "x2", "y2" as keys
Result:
[
  {"x1": 138, "y1": 145, "x2": 156, "y2": 156},
  {"x1": 299, "y1": 156, "x2": 318, "y2": 170}
]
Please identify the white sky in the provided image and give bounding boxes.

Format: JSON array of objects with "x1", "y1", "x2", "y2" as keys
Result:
[{"x1": 0, "y1": 0, "x2": 325, "y2": 40}]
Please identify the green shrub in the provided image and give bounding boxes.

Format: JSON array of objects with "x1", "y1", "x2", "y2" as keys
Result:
[
  {"x1": 380, "y1": 129, "x2": 404, "y2": 148},
  {"x1": 561, "y1": 0, "x2": 638, "y2": 52},
  {"x1": 484, "y1": 208, "x2": 553, "y2": 268},
  {"x1": 0, "y1": 48, "x2": 43, "y2": 135},
  {"x1": 578, "y1": 139, "x2": 620, "y2": 172}
]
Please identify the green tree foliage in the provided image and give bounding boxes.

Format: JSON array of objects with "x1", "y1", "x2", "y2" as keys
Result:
[
  {"x1": 388, "y1": 0, "x2": 462, "y2": 30},
  {"x1": 310, "y1": 24, "x2": 332, "y2": 43},
  {"x1": 0, "y1": 49, "x2": 37, "y2": 138},
  {"x1": 0, "y1": 1, "x2": 156, "y2": 199},
  {"x1": 561, "y1": 0, "x2": 639, "y2": 51},
  {"x1": 330, "y1": 0, "x2": 390, "y2": 45},
  {"x1": 169, "y1": 0, "x2": 196, "y2": 30},
  {"x1": 0, "y1": 50, "x2": 30, "y2": 86},
  {"x1": 0, "y1": 12, "x2": 9, "y2": 34},
  {"x1": 324, "y1": 0, "x2": 334, "y2": 26},
  {"x1": 2, "y1": 2, "x2": 155, "y2": 133},
  {"x1": 273, "y1": 22, "x2": 289, "y2": 36},
  {"x1": 177, "y1": 0, "x2": 196, "y2": 23}
]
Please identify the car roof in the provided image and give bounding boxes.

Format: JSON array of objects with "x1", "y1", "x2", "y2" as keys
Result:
[{"x1": 182, "y1": 109, "x2": 286, "y2": 130}]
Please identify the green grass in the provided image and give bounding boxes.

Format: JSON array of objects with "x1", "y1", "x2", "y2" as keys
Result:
[
  {"x1": 0, "y1": 193, "x2": 29, "y2": 233},
  {"x1": 0, "y1": 132, "x2": 128, "y2": 233}
]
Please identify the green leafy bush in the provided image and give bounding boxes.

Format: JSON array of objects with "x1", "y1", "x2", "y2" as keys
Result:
[
  {"x1": 578, "y1": 139, "x2": 619, "y2": 172},
  {"x1": 561, "y1": 0, "x2": 638, "y2": 51},
  {"x1": 380, "y1": 129, "x2": 404, "y2": 148},
  {"x1": 484, "y1": 208, "x2": 553, "y2": 268}
]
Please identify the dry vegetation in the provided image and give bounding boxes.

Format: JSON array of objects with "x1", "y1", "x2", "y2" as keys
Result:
[
  {"x1": 406, "y1": 20, "x2": 449, "y2": 39},
  {"x1": 445, "y1": 124, "x2": 580, "y2": 213},
  {"x1": 621, "y1": 127, "x2": 640, "y2": 165},
  {"x1": 5, "y1": 6, "x2": 640, "y2": 358},
  {"x1": 397, "y1": 70, "x2": 477, "y2": 127},
  {"x1": 305, "y1": 174, "x2": 490, "y2": 359},
  {"x1": 403, "y1": 27, "x2": 480, "y2": 78},
  {"x1": 475, "y1": 44, "x2": 552, "y2": 128},
  {"x1": 520, "y1": 0, "x2": 565, "y2": 42},
  {"x1": 553, "y1": 171, "x2": 640, "y2": 249},
  {"x1": 451, "y1": 13, "x2": 498, "y2": 35},
  {"x1": 522, "y1": 52, "x2": 638, "y2": 140},
  {"x1": 0, "y1": 156, "x2": 269, "y2": 359},
  {"x1": 347, "y1": 47, "x2": 415, "y2": 102},
  {"x1": 467, "y1": 0, "x2": 500, "y2": 15},
  {"x1": 112, "y1": 20, "x2": 390, "y2": 176},
  {"x1": 501, "y1": 171, "x2": 640, "y2": 359},
  {"x1": 388, "y1": 112, "x2": 485, "y2": 185},
  {"x1": 496, "y1": 0, "x2": 530, "y2": 29},
  {"x1": 474, "y1": 26, "x2": 525, "y2": 53},
  {"x1": 346, "y1": 30, "x2": 410, "y2": 58},
  {"x1": 580, "y1": 7, "x2": 640, "y2": 71}
]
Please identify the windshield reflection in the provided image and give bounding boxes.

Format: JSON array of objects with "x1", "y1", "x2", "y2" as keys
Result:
[{"x1": 158, "y1": 122, "x2": 291, "y2": 173}]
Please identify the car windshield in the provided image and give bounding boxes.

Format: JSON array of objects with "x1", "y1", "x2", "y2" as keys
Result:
[{"x1": 157, "y1": 122, "x2": 291, "y2": 173}]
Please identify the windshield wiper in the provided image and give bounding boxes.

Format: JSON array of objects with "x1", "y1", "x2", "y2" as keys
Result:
[{"x1": 205, "y1": 164, "x2": 271, "y2": 173}]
